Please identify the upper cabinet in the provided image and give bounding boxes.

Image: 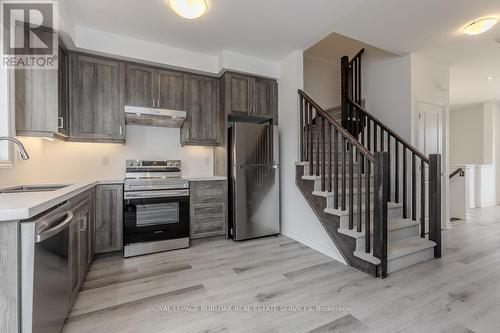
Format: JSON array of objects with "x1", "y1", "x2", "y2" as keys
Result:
[
  {"x1": 57, "y1": 44, "x2": 70, "y2": 137},
  {"x1": 15, "y1": 28, "x2": 58, "y2": 138},
  {"x1": 222, "y1": 72, "x2": 278, "y2": 123},
  {"x1": 125, "y1": 65, "x2": 186, "y2": 110},
  {"x1": 69, "y1": 53, "x2": 126, "y2": 143},
  {"x1": 157, "y1": 69, "x2": 186, "y2": 110},
  {"x1": 181, "y1": 75, "x2": 221, "y2": 146},
  {"x1": 125, "y1": 64, "x2": 155, "y2": 108}
]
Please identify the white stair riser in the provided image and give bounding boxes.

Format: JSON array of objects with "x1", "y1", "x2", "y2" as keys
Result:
[
  {"x1": 388, "y1": 247, "x2": 434, "y2": 274},
  {"x1": 337, "y1": 207, "x2": 403, "y2": 229},
  {"x1": 355, "y1": 225, "x2": 420, "y2": 252},
  {"x1": 325, "y1": 193, "x2": 374, "y2": 208},
  {"x1": 309, "y1": 178, "x2": 374, "y2": 192}
]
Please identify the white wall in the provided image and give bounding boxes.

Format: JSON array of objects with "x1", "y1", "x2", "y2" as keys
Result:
[
  {"x1": 450, "y1": 101, "x2": 500, "y2": 208},
  {"x1": 278, "y1": 50, "x2": 345, "y2": 263},
  {"x1": 74, "y1": 26, "x2": 279, "y2": 79},
  {"x1": 0, "y1": 126, "x2": 213, "y2": 187},
  {"x1": 450, "y1": 104, "x2": 487, "y2": 165},
  {"x1": 364, "y1": 51, "x2": 412, "y2": 141},
  {"x1": 303, "y1": 57, "x2": 340, "y2": 109}
]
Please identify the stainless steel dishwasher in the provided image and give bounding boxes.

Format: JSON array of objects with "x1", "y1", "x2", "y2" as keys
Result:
[{"x1": 21, "y1": 202, "x2": 74, "y2": 333}]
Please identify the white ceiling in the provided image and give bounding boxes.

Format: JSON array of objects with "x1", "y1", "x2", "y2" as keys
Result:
[
  {"x1": 67, "y1": 0, "x2": 500, "y2": 106},
  {"x1": 327, "y1": 0, "x2": 500, "y2": 106},
  {"x1": 65, "y1": 0, "x2": 367, "y2": 61}
]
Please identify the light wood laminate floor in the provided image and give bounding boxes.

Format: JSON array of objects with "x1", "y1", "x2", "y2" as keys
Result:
[{"x1": 63, "y1": 206, "x2": 500, "y2": 333}]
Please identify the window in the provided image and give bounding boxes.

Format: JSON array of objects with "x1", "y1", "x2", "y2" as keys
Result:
[{"x1": 0, "y1": 67, "x2": 13, "y2": 166}]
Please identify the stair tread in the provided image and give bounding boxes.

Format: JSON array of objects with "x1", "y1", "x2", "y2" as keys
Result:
[
  {"x1": 312, "y1": 188, "x2": 374, "y2": 197},
  {"x1": 338, "y1": 218, "x2": 419, "y2": 239},
  {"x1": 387, "y1": 237, "x2": 436, "y2": 260},
  {"x1": 302, "y1": 174, "x2": 372, "y2": 181},
  {"x1": 324, "y1": 202, "x2": 402, "y2": 216}
]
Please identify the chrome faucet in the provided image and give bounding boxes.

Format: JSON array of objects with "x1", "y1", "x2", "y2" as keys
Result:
[{"x1": 0, "y1": 136, "x2": 30, "y2": 160}]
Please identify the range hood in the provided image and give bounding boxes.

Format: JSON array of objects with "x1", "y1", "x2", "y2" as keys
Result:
[{"x1": 125, "y1": 106, "x2": 187, "y2": 128}]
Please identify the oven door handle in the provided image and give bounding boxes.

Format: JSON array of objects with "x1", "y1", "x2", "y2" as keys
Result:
[{"x1": 124, "y1": 190, "x2": 189, "y2": 199}]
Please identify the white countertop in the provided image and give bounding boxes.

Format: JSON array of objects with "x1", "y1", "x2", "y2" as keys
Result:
[
  {"x1": 0, "y1": 179, "x2": 124, "y2": 222},
  {"x1": 0, "y1": 176, "x2": 227, "y2": 222}
]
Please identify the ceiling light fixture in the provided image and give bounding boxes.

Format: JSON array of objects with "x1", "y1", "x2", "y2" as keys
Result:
[
  {"x1": 462, "y1": 17, "x2": 498, "y2": 35},
  {"x1": 168, "y1": 0, "x2": 207, "y2": 19},
  {"x1": 487, "y1": 76, "x2": 495, "y2": 80}
]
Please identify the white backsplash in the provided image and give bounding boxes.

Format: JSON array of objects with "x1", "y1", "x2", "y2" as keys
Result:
[{"x1": 0, "y1": 126, "x2": 214, "y2": 187}]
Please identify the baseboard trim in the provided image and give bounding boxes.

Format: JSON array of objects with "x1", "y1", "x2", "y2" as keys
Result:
[
  {"x1": 281, "y1": 227, "x2": 347, "y2": 264},
  {"x1": 476, "y1": 202, "x2": 497, "y2": 208},
  {"x1": 451, "y1": 213, "x2": 471, "y2": 221}
]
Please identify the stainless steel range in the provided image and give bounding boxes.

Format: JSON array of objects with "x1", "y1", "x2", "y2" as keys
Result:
[{"x1": 123, "y1": 160, "x2": 190, "y2": 258}]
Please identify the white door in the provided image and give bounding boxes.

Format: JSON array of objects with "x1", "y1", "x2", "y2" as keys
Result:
[{"x1": 416, "y1": 100, "x2": 445, "y2": 230}]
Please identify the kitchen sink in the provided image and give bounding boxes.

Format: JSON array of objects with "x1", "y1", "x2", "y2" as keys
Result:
[{"x1": 0, "y1": 184, "x2": 70, "y2": 194}]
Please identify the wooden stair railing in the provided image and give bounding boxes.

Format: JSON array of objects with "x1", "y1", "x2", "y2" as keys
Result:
[
  {"x1": 299, "y1": 89, "x2": 390, "y2": 277},
  {"x1": 341, "y1": 49, "x2": 365, "y2": 135},
  {"x1": 346, "y1": 98, "x2": 442, "y2": 260}
]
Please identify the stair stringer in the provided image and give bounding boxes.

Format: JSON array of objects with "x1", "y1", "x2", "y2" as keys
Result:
[{"x1": 295, "y1": 164, "x2": 378, "y2": 277}]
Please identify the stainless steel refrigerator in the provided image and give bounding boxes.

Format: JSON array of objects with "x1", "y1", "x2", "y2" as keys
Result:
[{"x1": 228, "y1": 122, "x2": 280, "y2": 241}]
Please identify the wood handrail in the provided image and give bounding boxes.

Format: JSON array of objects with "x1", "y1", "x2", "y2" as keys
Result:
[
  {"x1": 299, "y1": 89, "x2": 375, "y2": 162},
  {"x1": 347, "y1": 98, "x2": 430, "y2": 163},
  {"x1": 449, "y1": 168, "x2": 463, "y2": 179},
  {"x1": 349, "y1": 48, "x2": 365, "y2": 65}
]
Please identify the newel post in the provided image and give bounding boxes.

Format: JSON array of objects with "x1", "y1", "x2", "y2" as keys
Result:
[
  {"x1": 428, "y1": 154, "x2": 442, "y2": 258},
  {"x1": 373, "y1": 151, "x2": 389, "y2": 278},
  {"x1": 340, "y1": 56, "x2": 349, "y2": 130}
]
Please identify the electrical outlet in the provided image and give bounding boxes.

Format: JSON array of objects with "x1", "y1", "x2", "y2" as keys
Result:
[{"x1": 101, "y1": 155, "x2": 109, "y2": 166}]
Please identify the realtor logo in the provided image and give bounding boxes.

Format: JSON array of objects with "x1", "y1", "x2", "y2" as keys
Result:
[{"x1": 1, "y1": 0, "x2": 58, "y2": 68}]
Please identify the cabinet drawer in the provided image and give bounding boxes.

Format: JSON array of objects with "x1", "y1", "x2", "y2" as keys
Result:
[
  {"x1": 193, "y1": 203, "x2": 224, "y2": 217},
  {"x1": 191, "y1": 181, "x2": 225, "y2": 203},
  {"x1": 190, "y1": 202, "x2": 225, "y2": 239}
]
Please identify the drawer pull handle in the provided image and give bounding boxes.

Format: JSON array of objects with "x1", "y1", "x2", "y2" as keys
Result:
[{"x1": 204, "y1": 186, "x2": 213, "y2": 189}]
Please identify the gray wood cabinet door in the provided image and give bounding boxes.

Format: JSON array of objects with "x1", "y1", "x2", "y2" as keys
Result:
[
  {"x1": 95, "y1": 184, "x2": 123, "y2": 254},
  {"x1": 158, "y1": 69, "x2": 185, "y2": 110},
  {"x1": 190, "y1": 180, "x2": 228, "y2": 239},
  {"x1": 70, "y1": 54, "x2": 126, "y2": 143},
  {"x1": 125, "y1": 64, "x2": 155, "y2": 107},
  {"x1": 181, "y1": 75, "x2": 221, "y2": 146},
  {"x1": 68, "y1": 216, "x2": 80, "y2": 306},
  {"x1": 252, "y1": 77, "x2": 277, "y2": 120},
  {"x1": 57, "y1": 45, "x2": 70, "y2": 137},
  {"x1": 14, "y1": 27, "x2": 58, "y2": 138},
  {"x1": 224, "y1": 73, "x2": 252, "y2": 115}
]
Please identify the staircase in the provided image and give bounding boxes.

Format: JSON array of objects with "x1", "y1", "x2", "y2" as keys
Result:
[{"x1": 296, "y1": 50, "x2": 441, "y2": 278}]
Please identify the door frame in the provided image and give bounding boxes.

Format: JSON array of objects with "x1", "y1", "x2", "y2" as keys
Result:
[{"x1": 415, "y1": 98, "x2": 449, "y2": 230}]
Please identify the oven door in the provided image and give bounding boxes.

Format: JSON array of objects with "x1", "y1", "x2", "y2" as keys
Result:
[{"x1": 124, "y1": 190, "x2": 189, "y2": 245}]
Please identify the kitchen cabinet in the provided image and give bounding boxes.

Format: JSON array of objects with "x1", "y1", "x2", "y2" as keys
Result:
[
  {"x1": 68, "y1": 189, "x2": 94, "y2": 307},
  {"x1": 158, "y1": 69, "x2": 186, "y2": 110},
  {"x1": 69, "y1": 53, "x2": 126, "y2": 143},
  {"x1": 181, "y1": 75, "x2": 221, "y2": 146},
  {"x1": 125, "y1": 64, "x2": 186, "y2": 110},
  {"x1": 125, "y1": 64, "x2": 155, "y2": 108},
  {"x1": 222, "y1": 72, "x2": 278, "y2": 123},
  {"x1": 14, "y1": 28, "x2": 58, "y2": 138},
  {"x1": 57, "y1": 44, "x2": 70, "y2": 137},
  {"x1": 95, "y1": 184, "x2": 123, "y2": 254},
  {"x1": 190, "y1": 180, "x2": 228, "y2": 239}
]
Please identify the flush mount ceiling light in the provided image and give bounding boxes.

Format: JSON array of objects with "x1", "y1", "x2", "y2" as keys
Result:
[
  {"x1": 487, "y1": 76, "x2": 495, "y2": 80},
  {"x1": 168, "y1": 0, "x2": 207, "y2": 19},
  {"x1": 462, "y1": 17, "x2": 498, "y2": 35}
]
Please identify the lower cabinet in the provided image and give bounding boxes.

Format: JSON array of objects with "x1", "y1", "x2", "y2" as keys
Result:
[
  {"x1": 69, "y1": 189, "x2": 95, "y2": 306},
  {"x1": 190, "y1": 180, "x2": 228, "y2": 239},
  {"x1": 95, "y1": 184, "x2": 124, "y2": 254}
]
